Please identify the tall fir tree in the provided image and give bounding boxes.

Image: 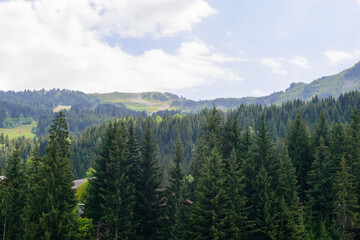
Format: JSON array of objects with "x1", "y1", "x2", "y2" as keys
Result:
[
  {"x1": 166, "y1": 135, "x2": 188, "y2": 240},
  {"x1": 245, "y1": 114, "x2": 279, "y2": 239},
  {"x1": 1, "y1": 145, "x2": 25, "y2": 240},
  {"x1": 272, "y1": 147, "x2": 305, "y2": 239},
  {"x1": 345, "y1": 108, "x2": 360, "y2": 201},
  {"x1": 38, "y1": 111, "x2": 77, "y2": 239},
  {"x1": 127, "y1": 119, "x2": 143, "y2": 237},
  {"x1": 312, "y1": 111, "x2": 330, "y2": 148},
  {"x1": 23, "y1": 147, "x2": 46, "y2": 239},
  {"x1": 225, "y1": 149, "x2": 251, "y2": 238},
  {"x1": 102, "y1": 121, "x2": 135, "y2": 239},
  {"x1": 329, "y1": 122, "x2": 347, "y2": 173},
  {"x1": 189, "y1": 147, "x2": 238, "y2": 240},
  {"x1": 138, "y1": 118, "x2": 164, "y2": 239},
  {"x1": 333, "y1": 157, "x2": 359, "y2": 239},
  {"x1": 86, "y1": 121, "x2": 118, "y2": 232},
  {"x1": 306, "y1": 138, "x2": 334, "y2": 237},
  {"x1": 286, "y1": 113, "x2": 311, "y2": 202}
]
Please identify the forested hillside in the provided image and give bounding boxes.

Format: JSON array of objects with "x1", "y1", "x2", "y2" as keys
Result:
[{"x1": 1, "y1": 92, "x2": 360, "y2": 238}]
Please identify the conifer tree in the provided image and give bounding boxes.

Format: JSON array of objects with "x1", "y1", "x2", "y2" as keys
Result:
[
  {"x1": 333, "y1": 157, "x2": 359, "y2": 239},
  {"x1": 2, "y1": 145, "x2": 25, "y2": 240},
  {"x1": 306, "y1": 138, "x2": 334, "y2": 236},
  {"x1": 272, "y1": 147, "x2": 305, "y2": 239},
  {"x1": 221, "y1": 114, "x2": 241, "y2": 160},
  {"x1": 312, "y1": 111, "x2": 330, "y2": 148},
  {"x1": 345, "y1": 108, "x2": 360, "y2": 199},
  {"x1": 86, "y1": 121, "x2": 118, "y2": 233},
  {"x1": 23, "y1": 147, "x2": 45, "y2": 239},
  {"x1": 286, "y1": 113, "x2": 311, "y2": 202},
  {"x1": 167, "y1": 135, "x2": 188, "y2": 240},
  {"x1": 189, "y1": 107, "x2": 222, "y2": 197},
  {"x1": 329, "y1": 122, "x2": 346, "y2": 172},
  {"x1": 138, "y1": 118, "x2": 163, "y2": 239},
  {"x1": 127, "y1": 119, "x2": 142, "y2": 235},
  {"x1": 245, "y1": 114, "x2": 279, "y2": 239},
  {"x1": 251, "y1": 166, "x2": 278, "y2": 240},
  {"x1": 102, "y1": 121, "x2": 135, "y2": 239},
  {"x1": 225, "y1": 149, "x2": 250, "y2": 238},
  {"x1": 38, "y1": 111, "x2": 77, "y2": 239},
  {"x1": 189, "y1": 147, "x2": 238, "y2": 239}
]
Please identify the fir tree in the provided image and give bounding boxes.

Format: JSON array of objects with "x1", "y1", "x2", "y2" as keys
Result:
[
  {"x1": 102, "y1": 121, "x2": 135, "y2": 239},
  {"x1": 272, "y1": 147, "x2": 305, "y2": 239},
  {"x1": 345, "y1": 108, "x2": 360, "y2": 200},
  {"x1": 86, "y1": 121, "x2": 118, "y2": 225},
  {"x1": 23, "y1": 147, "x2": 45, "y2": 239},
  {"x1": 306, "y1": 138, "x2": 334, "y2": 236},
  {"x1": 2, "y1": 145, "x2": 25, "y2": 240},
  {"x1": 330, "y1": 122, "x2": 346, "y2": 173},
  {"x1": 167, "y1": 135, "x2": 188, "y2": 240},
  {"x1": 189, "y1": 147, "x2": 238, "y2": 239},
  {"x1": 333, "y1": 157, "x2": 359, "y2": 239},
  {"x1": 245, "y1": 114, "x2": 279, "y2": 239},
  {"x1": 138, "y1": 118, "x2": 163, "y2": 239},
  {"x1": 312, "y1": 111, "x2": 330, "y2": 148},
  {"x1": 251, "y1": 166, "x2": 278, "y2": 240},
  {"x1": 127, "y1": 119, "x2": 142, "y2": 236},
  {"x1": 225, "y1": 149, "x2": 251, "y2": 238},
  {"x1": 286, "y1": 113, "x2": 311, "y2": 202},
  {"x1": 38, "y1": 111, "x2": 77, "y2": 239}
]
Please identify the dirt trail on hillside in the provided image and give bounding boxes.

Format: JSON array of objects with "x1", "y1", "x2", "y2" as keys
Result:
[{"x1": 128, "y1": 93, "x2": 171, "y2": 111}]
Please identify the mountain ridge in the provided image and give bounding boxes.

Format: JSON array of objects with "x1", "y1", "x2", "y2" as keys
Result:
[{"x1": 91, "y1": 61, "x2": 360, "y2": 112}]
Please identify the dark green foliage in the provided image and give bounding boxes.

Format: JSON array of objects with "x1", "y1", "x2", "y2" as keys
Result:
[
  {"x1": 306, "y1": 139, "x2": 334, "y2": 236},
  {"x1": 312, "y1": 111, "x2": 330, "y2": 148},
  {"x1": 37, "y1": 111, "x2": 77, "y2": 239},
  {"x1": 102, "y1": 121, "x2": 135, "y2": 239},
  {"x1": 225, "y1": 149, "x2": 251, "y2": 238},
  {"x1": 272, "y1": 147, "x2": 305, "y2": 239},
  {"x1": 127, "y1": 119, "x2": 143, "y2": 235},
  {"x1": 329, "y1": 122, "x2": 347, "y2": 171},
  {"x1": 86, "y1": 122, "x2": 118, "y2": 223},
  {"x1": 23, "y1": 148, "x2": 45, "y2": 239},
  {"x1": 1, "y1": 145, "x2": 25, "y2": 240},
  {"x1": 333, "y1": 157, "x2": 359, "y2": 239},
  {"x1": 345, "y1": 108, "x2": 360, "y2": 198},
  {"x1": 166, "y1": 135, "x2": 189, "y2": 240},
  {"x1": 251, "y1": 166, "x2": 278, "y2": 239},
  {"x1": 189, "y1": 147, "x2": 238, "y2": 239},
  {"x1": 138, "y1": 118, "x2": 164, "y2": 239},
  {"x1": 286, "y1": 113, "x2": 311, "y2": 202}
]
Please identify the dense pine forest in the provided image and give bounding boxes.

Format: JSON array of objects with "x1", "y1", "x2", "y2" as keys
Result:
[{"x1": 2, "y1": 91, "x2": 360, "y2": 239}]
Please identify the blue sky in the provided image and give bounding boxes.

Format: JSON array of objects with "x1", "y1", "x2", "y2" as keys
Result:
[{"x1": 0, "y1": 0, "x2": 360, "y2": 100}]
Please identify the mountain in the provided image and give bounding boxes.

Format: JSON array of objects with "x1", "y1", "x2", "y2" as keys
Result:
[{"x1": 92, "y1": 61, "x2": 360, "y2": 112}]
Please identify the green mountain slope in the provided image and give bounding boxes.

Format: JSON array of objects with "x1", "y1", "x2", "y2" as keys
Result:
[
  {"x1": 92, "y1": 61, "x2": 360, "y2": 112},
  {"x1": 268, "y1": 61, "x2": 360, "y2": 104}
]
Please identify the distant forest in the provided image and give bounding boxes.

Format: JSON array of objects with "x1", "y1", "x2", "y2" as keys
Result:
[{"x1": 1, "y1": 91, "x2": 360, "y2": 238}]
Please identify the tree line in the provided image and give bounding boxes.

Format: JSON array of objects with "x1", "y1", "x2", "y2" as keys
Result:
[{"x1": 2, "y1": 105, "x2": 360, "y2": 239}]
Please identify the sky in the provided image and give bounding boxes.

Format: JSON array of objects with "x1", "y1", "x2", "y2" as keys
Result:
[{"x1": 0, "y1": 0, "x2": 360, "y2": 100}]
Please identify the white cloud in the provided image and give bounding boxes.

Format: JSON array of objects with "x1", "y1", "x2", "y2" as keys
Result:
[
  {"x1": 91, "y1": 0, "x2": 217, "y2": 38},
  {"x1": 324, "y1": 50, "x2": 354, "y2": 63},
  {"x1": 261, "y1": 58, "x2": 287, "y2": 74},
  {"x1": 261, "y1": 58, "x2": 282, "y2": 69},
  {"x1": 226, "y1": 31, "x2": 232, "y2": 36},
  {"x1": 0, "y1": 0, "x2": 239, "y2": 93},
  {"x1": 358, "y1": 0, "x2": 360, "y2": 5},
  {"x1": 251, "y1": 89, "x2": 266, "y2": 97},
  {"x1": 261, "y1": 56, "x2": 309, "y2": 74},
  {"x1": 289, "y1": 56, "x2": 309, "y2": 69}
]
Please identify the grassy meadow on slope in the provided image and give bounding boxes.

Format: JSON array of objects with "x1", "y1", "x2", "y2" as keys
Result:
[{"x1": 0, "y1": 122, "x2": 37, "y2": 139}]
